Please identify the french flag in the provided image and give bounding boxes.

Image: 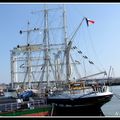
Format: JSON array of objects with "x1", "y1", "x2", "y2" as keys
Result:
[{"x1": 85, "y1": 17, "x2": 95, "y2": 27}]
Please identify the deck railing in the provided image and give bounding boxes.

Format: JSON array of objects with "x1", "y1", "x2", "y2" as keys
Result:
[{"x1": 0, "y1": 98, "x2": 47, "y2": 112}]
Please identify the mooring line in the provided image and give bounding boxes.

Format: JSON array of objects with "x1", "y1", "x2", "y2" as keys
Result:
[
  {"x1": 114, "y1": 93, "x2": 120, "y2": 99},
  {"x1": 50, "y1": 103, "x2": 55, "y2": 116}
]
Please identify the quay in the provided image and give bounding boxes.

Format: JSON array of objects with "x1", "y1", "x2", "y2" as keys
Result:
[{"x1": 0, "y1": 77, "x2": 120, "y2": 91}]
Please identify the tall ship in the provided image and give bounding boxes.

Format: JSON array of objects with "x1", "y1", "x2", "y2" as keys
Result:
[
  {"x1": 1, "y1": 4, "x2": 113, "y2": 116},
  {"x1": 43, "y1": 5, "x2": 113, "y2": 115}
]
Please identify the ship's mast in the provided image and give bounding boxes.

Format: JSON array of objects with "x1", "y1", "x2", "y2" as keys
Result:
[
  {"x1": 11, "y1": 5, "x2": 66, "y2": 89},
  {"x1": 37, "y1": 5, "x2": 50, "y2": 89},
  {"x1": 39, "y1": 5, "x2": 64, "y2": 89},
  {"x1": 63, "y1": 5, "x2": 71, "y2": 82},
  {"x1": 63, "y1": 5, "x2": 67, "y2": 47},
  {"x1": 20, "y1": 22, "x2": 39, "y2": 89},
  {"x1": 44, "y1": 5, "x2": 49, "y2": 88},
  {"x1": 26, "y1": 22, "x2": 32, "y2": 89}
]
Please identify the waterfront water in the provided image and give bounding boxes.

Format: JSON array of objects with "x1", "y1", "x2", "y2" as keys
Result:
[
  {"x1": 3, "y1": 85, "x2": 120, "y2": 116},
  {"x1": 101, "y1": 85, "x2": 120, "y2": 116}
]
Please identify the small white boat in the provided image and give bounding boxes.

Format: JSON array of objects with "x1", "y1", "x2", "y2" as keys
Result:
[{"x1": 0, "y1": 89, "x2": 4, "y2": 96}]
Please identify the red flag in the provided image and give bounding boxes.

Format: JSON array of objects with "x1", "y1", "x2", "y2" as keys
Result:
[{"x1": 85, "y1": 17, "x2": 95, "y2": 27}]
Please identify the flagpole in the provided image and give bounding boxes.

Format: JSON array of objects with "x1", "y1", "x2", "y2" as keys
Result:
[{"x1": 69, "y1": 17, "x2": 86, "y2": 42}]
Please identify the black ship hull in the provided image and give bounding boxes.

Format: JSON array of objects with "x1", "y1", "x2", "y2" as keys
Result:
[
  {"x1": 47, "y1": 93, "x2": 113, "y2": 108},
  {"x1": 52, "y1": 104, "x2": 105, "y2": 116}
]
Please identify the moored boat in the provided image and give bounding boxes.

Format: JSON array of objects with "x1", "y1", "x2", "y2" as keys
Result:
[
  {"x1": 0, "y1": 98, "x2": 51, "y2": 116},
  {"x1": 0, "y1": 89, "x2": 4, "y2": 96},
  {"x1": 46, "y1": 5, "x2": 113, "y2": 111},
  {"x1": 47, "y1": 82, "x2": 113, "y2": 107}
]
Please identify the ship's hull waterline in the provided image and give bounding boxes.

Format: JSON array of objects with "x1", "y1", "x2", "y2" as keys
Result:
[{"x1": 47, "y1": 92, "x2": 113, "y2": 107}]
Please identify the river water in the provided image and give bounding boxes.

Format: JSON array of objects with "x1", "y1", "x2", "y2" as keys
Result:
[{"x1": 3, "y1": 85, "x2": 120, "y2": 116}]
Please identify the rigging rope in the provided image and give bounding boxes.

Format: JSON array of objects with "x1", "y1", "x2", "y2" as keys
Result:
[
  {"x1": 72, "y1": 46, "x2": 95, "y2": 65},
  {"x1": 68, "y1": 16, "x2": 106, "y2": 74},
  {"x1": 86, "y1": 22, "x2": 106, "y2": 73},
  {"x1": 114, "y1": 93, "x2": 120, "y2": 100},
  {"x1": 72, "y1": 45, "x2": 106, "y2": 73}
]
